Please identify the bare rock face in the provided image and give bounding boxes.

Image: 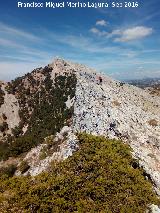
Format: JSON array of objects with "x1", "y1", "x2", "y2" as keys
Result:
[
  {"x1": 0, "y1": 84, "x2": 20, "y2": 135},
  {"x1": 0, "y1": 58, "x2": 160, "y2": 195}
]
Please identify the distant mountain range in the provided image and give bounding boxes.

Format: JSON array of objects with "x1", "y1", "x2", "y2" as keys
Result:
[
  {"x1": 126, "y1": 77, "x2": 160, "y2": 97},
  {"x1": 126, "y1": 77, "x2": 160, "y2": 89}
]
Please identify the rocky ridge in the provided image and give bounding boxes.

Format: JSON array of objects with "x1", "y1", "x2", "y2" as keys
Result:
[
  {"x1": 72, "y1": 63, "x2": 160, "y2": 192},
  {"x1": 0, "y1": 58, "x2": 160, "y2": 194}
]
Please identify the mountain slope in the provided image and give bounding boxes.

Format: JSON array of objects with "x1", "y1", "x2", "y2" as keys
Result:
[{"x1": 0, "y1": 58, "x2": 160, "y2": 193}]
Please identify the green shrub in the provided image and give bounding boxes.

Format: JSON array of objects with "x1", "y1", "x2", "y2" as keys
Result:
[
  {"x1": 19, "y1": 161, "x2": 30, "y2": 174},
  {"x1": 0, "y1": 85, "x2": 5, "y2": 107},
  {"x1": 0, "y1": 164, "x2": 17, "y2": 177},
  {"x1": 0, "y1": 122, "x2": 8, "y2": 133},
  {"x1": 45, "y1": 135, "x2": 55, "y2": 148},
  {"x1": 39, "y1": 147, "x2": 48, "y2": 160},
  {"x1": 0, "y1": 141, "x2": 10, "y2": 161},
  {"x1": 0, "y1": 133, "x2": 159, "y2": 212},
  {"x1": 11, "y1": 126, "x2": 23, "y2": 137},
  {"x1": 9, "y1": 135, "x2": 37, "y2": 156}
]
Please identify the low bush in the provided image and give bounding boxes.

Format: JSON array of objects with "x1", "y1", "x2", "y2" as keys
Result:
[
  {"x1": 0, "y1": 164, "x2": 17, "y2": 177},
  {"x1": 112, "y1": 100, "x2": 121, "y2": 106},
  {"x1": 0, "y1": 142, "x2": 10, "y2": 161},
  {"x1": 0, "y1": 86, "x2": 5, "y2": 107},
  {"x1": 0, "y1": 133, "x2": 159, "y2": 212},
  {"x1": 19, "y1": 161, "x2": 30, "y2": 174},
  {"x1": 148, "y1": 119, "x2": 158, "y2": 127},
  {"x1": 39, "y1": 147, "x2": 48, "y2": 160}
]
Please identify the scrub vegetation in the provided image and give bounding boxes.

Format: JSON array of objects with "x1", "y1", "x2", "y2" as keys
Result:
[{"x1": 0, "y1": 133, "x2": 159, "y2": 212}]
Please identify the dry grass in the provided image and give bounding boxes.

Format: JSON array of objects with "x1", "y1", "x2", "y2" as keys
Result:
[
  {"x1": 112, "y1": 100, "x2": 121, "y2": 107},
  {"x1": 148, "y1": 119, "x2": 158, "y2": 127}
]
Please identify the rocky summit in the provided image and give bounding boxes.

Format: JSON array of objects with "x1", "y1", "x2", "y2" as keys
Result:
[{"x1": 0, "y1": 58, "x2": 160, "y2": 210}]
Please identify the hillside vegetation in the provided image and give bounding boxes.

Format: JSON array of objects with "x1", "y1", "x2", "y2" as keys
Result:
[
  {"x1": 0, "y1": 70, "x2": 77, "y2": 160},
  {"x1": 0, "y1": 133, "x2": 159, "y2": 212}
]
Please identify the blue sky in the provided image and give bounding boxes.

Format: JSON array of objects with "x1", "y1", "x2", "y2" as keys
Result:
[{"x1": 0, "y1": 0, "x2": 160, "y2": 80}]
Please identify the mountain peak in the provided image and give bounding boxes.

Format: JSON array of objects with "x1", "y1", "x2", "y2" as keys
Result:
[
  {"x1": 48, "y1": 57, "x2": 114, "y2": 88},
  {"x1": 50, "y1": 57, "x2": 67, "y2": 66}
]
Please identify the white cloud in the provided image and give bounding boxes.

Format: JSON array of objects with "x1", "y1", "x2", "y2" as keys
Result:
[
  {"x1": 0, "y1": 38, "x2": 24, "y2": 48},
  {"x1": 106, "y1": 29, "x2": 121, "y2": 38},
  {"x1": 0, "y1": 37, "x2": 52, "y2": 62},
  {"x1": 90, "y1": 25, "x2": 153, "y2": 42},
  {"x1": 96, "y1": 20, "x2": 107, "y2": 26},
  {"x1": 114, "y1": 26, "x2": 153, "y2": 42},
  {"x1": 90, "y1": 27, "x2": 101, "y2": 35},
  {"x1": 90, "y1": 27, "x2": 108, "y2": 36},
  {"x1": 0, "y1": 22, "x2": 41, "y2": 42}
]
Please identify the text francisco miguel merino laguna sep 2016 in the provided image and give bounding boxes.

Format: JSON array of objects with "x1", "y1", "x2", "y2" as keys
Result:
[{"x1": 17, "y1": 1, "x2": 139, "y2": 9}]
